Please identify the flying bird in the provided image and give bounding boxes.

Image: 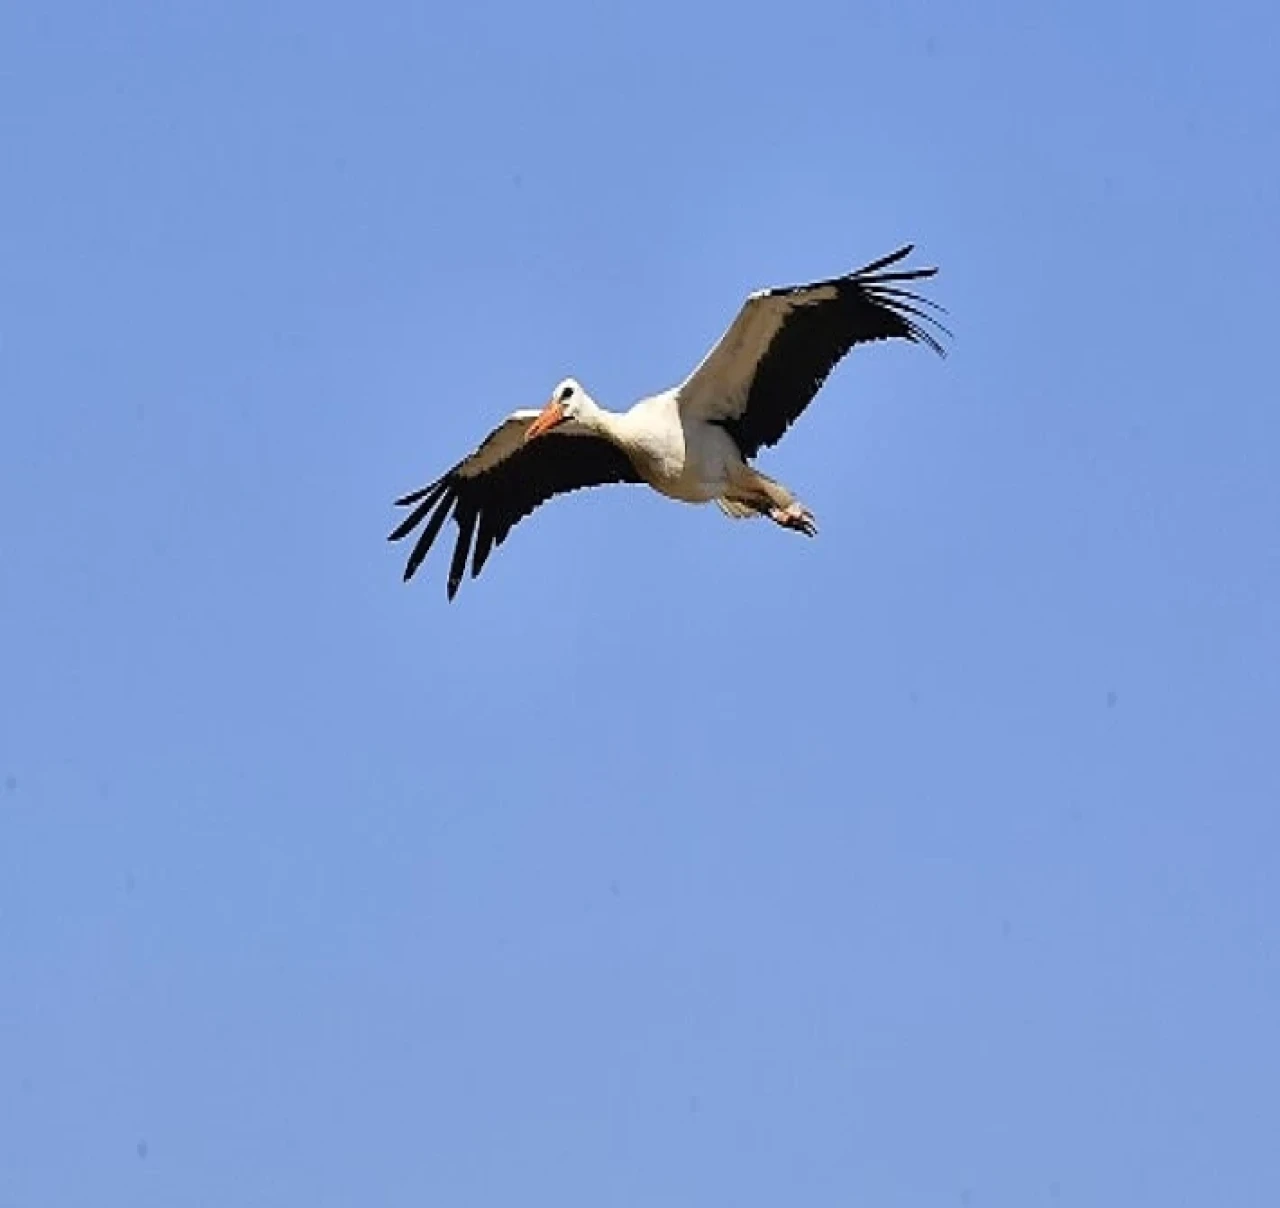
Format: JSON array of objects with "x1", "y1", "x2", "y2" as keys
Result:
[{"x1": 389, "y1": 244, "x2": 948, "y2": 599}]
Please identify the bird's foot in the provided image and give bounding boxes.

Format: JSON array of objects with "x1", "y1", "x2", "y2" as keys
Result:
[{"x1": 770, "y1": 502, "x2": 818, "y2": 537}]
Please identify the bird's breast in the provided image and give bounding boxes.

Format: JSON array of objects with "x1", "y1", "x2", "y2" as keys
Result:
[{"x1": 624, "y1": 416, "x2": 736, "y2": 504}]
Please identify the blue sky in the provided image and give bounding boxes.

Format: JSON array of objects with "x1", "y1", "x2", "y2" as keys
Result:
[{"x1": 2, "y1": 1, "x2": 1278, "y2": 1204}]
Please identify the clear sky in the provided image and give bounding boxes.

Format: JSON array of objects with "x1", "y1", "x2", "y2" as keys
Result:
[{"x1": 2, "y1": 2, "x2": 1278, "y2": 1204}]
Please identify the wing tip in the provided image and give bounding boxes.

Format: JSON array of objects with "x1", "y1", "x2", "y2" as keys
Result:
[
  {"x1": 853, "y1": 243, "x2": 940, "y2": 285},
  {"x1": 856, "y1": 245, "x2": 950, "y2": 355},
  {"x1": 896, "y1": 304, "x2": 951, "y2": 358},
  {"x1": 392, "y1": 479, "x2": 460, "y2": 584},
  {"x1": 389, "y1": 478, "x2": 450, "y2": 541},
  {"x1": 393, "y1": 475, "x2": 445, "y2": 508},
  {"x1": 388, "y1": 512, "x2": 421, "y2": 544}
]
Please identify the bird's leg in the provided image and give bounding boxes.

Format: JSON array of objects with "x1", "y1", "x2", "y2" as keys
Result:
[
  {"x1": 769, "y1": 500, "x2": 818, "y2": 537},
  {"x1": 727, "y1": 466, "x2": 818, "y2": 537}
]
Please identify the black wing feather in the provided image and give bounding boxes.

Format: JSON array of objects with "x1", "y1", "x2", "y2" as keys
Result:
[
  {"x1": 718, "y1": 244, "x2": 949, "y2": 460},
  {"x1": 447, "y1": 496, "x2": 480, "y2": 599},
  {"x1": 390, "y1": 432, "x2": 643, "y2": 600},
  {"x1": 402, "y1": 485, "x2": 457, "y2": 582}
]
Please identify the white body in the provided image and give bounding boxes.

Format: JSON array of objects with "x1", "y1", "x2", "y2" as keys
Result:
[{"x1": 604, "y1": 391, "x2": 743, "y2": 504}]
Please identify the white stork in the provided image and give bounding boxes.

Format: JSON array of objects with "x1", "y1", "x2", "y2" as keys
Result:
[{"x1": 389, "y1": 244, "x2": 947, "y2": 599}]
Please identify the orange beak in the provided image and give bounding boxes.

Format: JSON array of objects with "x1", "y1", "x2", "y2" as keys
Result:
[{"x1": 524, "y1": 398, "x2": 566, "y2": 442}]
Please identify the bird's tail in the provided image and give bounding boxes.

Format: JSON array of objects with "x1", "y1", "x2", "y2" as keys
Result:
[{"x1": 716, "y1": 497, "x2": 761, "y2": 521}]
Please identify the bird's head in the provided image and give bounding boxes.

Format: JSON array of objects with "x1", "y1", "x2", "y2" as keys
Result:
[{"x1": 525, "y1": 378, "x2": 591, "y2": 442}]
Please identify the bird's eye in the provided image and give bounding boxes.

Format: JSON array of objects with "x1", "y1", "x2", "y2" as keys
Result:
[{"x1": 560, "y1": 386, "x2": 575, "y2": 402}]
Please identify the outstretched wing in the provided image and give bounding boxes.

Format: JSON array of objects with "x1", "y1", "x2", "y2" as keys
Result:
[
  {"x1": 676, "y1": 244, "x2": 948, "y2": 460},
  {"x1": 389, "y1": 411, "x2": 644, "y2": 599}
]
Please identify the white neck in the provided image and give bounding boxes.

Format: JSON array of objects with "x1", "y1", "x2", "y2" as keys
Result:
[{"x1": 576, "y1": 395, "x2": 630, "y2": 447}]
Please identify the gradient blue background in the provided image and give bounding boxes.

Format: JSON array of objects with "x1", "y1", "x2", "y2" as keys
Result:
[{"x1": 3, "y1": 2, "x2": 1278, "y2": 1204}]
